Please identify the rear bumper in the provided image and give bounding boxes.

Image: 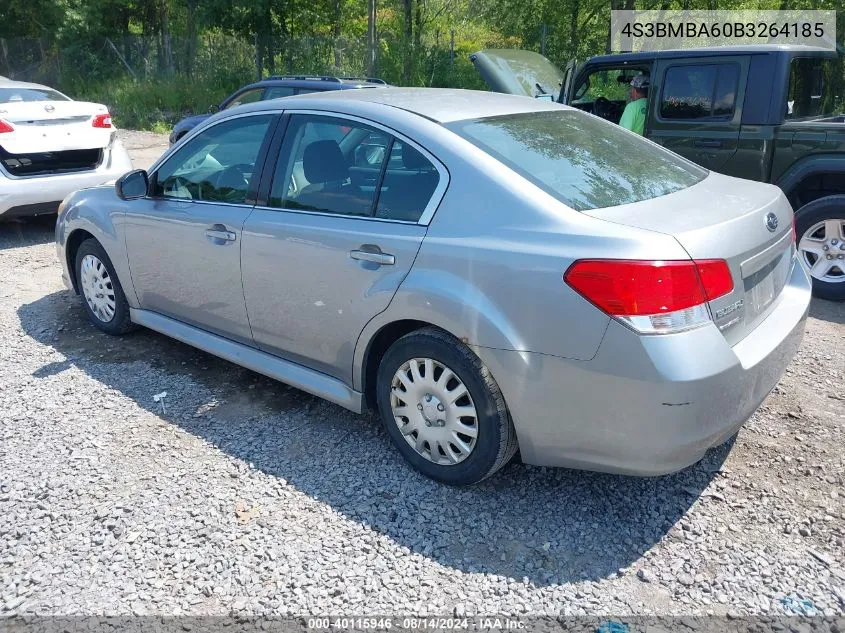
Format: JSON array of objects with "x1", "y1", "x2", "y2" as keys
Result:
[
  {"x1": 0, "y1": 138, "x2": 132, "y2": 217},
  {"x1": 477, "y1": 257, "x2": 812, "y2": 475}
]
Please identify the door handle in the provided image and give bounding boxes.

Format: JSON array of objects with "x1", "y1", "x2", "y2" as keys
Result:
[
  {"x1": 694, "y1": 140, "x2": 722, "y2": 148},
  {"x1": 205, "y1": 225, "x2": 237, "y2": 243},
  {"x1": 350, "y1": 249, "x2": 395, "y2": 266}
]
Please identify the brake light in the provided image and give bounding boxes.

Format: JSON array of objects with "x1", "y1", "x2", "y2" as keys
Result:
[
  {"x1": 0, "y1": 119, "x2": 14, "y2": 133},
  {"x1": 564, "y1": 259, "x2": 733, "y2": 334},
  {"x1": 92, "y1": 113, "x2": 112, "y2": 129}
]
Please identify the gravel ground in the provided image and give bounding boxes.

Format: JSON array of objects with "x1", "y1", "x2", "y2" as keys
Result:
[{"x1": 0, "y1": 133, "x2": 843, "y2": 618}]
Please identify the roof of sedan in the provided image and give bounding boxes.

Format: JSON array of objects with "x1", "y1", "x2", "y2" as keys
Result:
[{"x1": 263, "y1": 87, "x2": 563, "y2": 123}]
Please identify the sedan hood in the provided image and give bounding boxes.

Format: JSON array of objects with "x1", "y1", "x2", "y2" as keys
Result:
[
  {"x1": 0, "y1": 99, "x2": 112, "y2": 154},
  {"x1": 584, "y1": 172, "x2": 797, "y2": 346},
  {"x1": 470, "y1": 49, "x2": 565, "y2": 101}
]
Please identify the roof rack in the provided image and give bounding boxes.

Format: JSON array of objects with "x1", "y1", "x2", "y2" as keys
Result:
[
  {"x1": 265, "y1": 74, "x2": 387, "y2": 85},
  {"x1": 340, "y1": 77, "x2": 388, "y2": 85}
]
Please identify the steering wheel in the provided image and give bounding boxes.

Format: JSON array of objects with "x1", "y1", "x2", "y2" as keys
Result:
[
  {"x1": 593, "y1": 96, "x2": 612, "y2": 120},
  {"x1": 214, "y1": 164, "x2": 252, "y2": 201},
  {"x1": 163, "y1": 176, "x2": 194, "y2": 200}
]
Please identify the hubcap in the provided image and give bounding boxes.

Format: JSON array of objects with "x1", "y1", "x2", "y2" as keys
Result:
[
  {"x1": 390, "y1": 358, "x2": 478, "y2": 466},
  {"x1": 79, "y1": 254, "x2": 116, "y2": 323},
  {"x1": 799, "y1": 218, "x2": 845, "y2": 283}
]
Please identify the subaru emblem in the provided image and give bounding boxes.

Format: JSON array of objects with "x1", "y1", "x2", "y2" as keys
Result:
[
  {"x1": 44, "y1": 104, "x2": 55, "y2": 113},
  {"x1": 765, "y1": 212, "x2": 778, "y2": 232}
]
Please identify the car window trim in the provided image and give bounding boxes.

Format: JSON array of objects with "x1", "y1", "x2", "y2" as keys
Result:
[
  {"x1": 657, "y1": 61, "x2": 741, "y2": 124},
  {"x1": 146, "y1": 111, "x2": 280, "y2": 208},
  {"x1": 253, "y1": 108, "x2": 449, "y2": 226}
]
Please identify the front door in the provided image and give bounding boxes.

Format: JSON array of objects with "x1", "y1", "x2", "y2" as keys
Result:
[
  {"x1": 124, "y1": 113, "x2": 276, "y2": 344},
  {"x1": 648, "y1": 57, "x2": 747, "y2": 172},
  {"x1": 241, "y1": 113, "x2": 445, "y2": 383}
]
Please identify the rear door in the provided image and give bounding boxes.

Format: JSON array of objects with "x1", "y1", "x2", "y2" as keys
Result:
[
  {"x1": 241, "y1": 112, "x2": 446, "y2": 384},
  {"x1": 649, "y1": 56, "x2": 748, "y2": 172}
]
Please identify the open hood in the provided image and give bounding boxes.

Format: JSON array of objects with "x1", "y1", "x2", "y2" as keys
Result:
[{"x1": 470, "y1": 49, "x2": 566, "y2": 101}]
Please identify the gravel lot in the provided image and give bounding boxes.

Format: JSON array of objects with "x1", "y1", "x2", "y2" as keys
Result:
[{"x1": 0, "y1": 131, "x2": 843, "y2": 618}]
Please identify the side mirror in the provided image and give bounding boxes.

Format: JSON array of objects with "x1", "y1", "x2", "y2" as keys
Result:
[
  {"x1": 115, "y1": 169, "x2": 149, "y2": 200},
  {"x1": 209, "y1": 104, "x2": 220, "y2": 113}
]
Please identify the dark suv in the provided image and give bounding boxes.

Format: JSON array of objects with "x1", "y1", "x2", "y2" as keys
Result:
[
  {"x1": 169, "y1": 75, "x2": 388, "y2": 145},
  {"x1": 473, "y1": 46, "x2": 845, "y2": 301}
]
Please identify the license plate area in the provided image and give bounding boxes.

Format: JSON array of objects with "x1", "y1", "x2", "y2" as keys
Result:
[{"x1": 744, "y1": 250, "x2": 790, "y2": 323}]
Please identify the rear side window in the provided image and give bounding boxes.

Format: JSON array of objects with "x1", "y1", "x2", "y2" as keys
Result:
[
  {"x1": 660, "y1": 64, "x2": 739, "y2": 120},
  {"x1": 448, "y1": 110, "x2": 706, "y2": 212},
  {"x1": 786, "y1": 57, "x2": 839, "y2": 119},
  {"x1": 264, "y1": 86, "x2": 296, "y2": 99}
]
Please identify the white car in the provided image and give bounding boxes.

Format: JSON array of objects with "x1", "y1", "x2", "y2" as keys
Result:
[{"x1": 0, "y1": 79, "x2": 133, "y2": 219}]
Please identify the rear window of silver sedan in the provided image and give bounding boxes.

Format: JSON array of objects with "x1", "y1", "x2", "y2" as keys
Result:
[{"x1": 447, "y1": 110, "x2": 707, "y2": 211}]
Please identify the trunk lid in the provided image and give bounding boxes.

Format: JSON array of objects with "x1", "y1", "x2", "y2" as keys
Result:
[
  {"x1": 470, "y1": 49, "x2": 566, "y2": 102},
  {"x1": 583, "y1": 172, "x2": 796, "y2": 345},
  {"x1": 0, "y1": 100, "x2": 112, "y2": 154}
]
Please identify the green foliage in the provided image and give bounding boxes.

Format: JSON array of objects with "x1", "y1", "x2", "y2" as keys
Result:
[
  {"x1": 1, "y1": 0, "x2": 843, "y2": 131},
  {"x1": 64, "y1": 77, "x2": 231, "y2": 130}
]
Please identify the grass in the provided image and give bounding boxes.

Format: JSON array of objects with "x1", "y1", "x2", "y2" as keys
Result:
[{"x1": 60, "y1": 76, "x2": 240, "y2": 132}]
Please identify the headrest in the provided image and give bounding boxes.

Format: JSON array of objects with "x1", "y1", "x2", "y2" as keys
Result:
[
  {"x1": 401, "y1": 144, "x2": 431, "y2": 170},
  {"x1": 303, "y1": 140, "x2": 348, "y2": 184}
]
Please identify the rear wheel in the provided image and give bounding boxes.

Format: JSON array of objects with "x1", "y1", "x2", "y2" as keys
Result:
[
  {"x1": 75, "y1": 239, "x2": 135, "y2": 335},
  {"x1": 795, "y1": 195, "x2": 845, "y2": 301},
  {"x1": 376, "y1": 327, "x2": 518, "y2": 485}
]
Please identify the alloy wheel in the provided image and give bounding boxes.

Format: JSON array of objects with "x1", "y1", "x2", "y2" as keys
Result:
[{"x1": 799, "y1": 218, "x2": 845, "y2": 283}]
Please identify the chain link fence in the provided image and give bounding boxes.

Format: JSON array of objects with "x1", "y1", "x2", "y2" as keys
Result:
[{"x1": 0, "y1": 32, "x2": 489, "y2": 128}]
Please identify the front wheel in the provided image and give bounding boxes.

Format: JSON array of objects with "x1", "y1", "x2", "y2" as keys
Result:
[
  {"x1": 75, "y1": 239, "x2": 135, "y2": 334},
  {"x1": 375, "y1": 327, "x2": 518, "y2": 485}
]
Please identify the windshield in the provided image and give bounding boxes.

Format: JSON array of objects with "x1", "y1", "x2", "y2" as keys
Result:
[
  {"x1": 0, "y1": 87, "x2": 70, "y2": 103},
  {"x1": 786, "y1": 56, "x2": 842, "y2": 120},
  {"x1": 447, "y1": 110, "x2": 707, "y2": 211}
]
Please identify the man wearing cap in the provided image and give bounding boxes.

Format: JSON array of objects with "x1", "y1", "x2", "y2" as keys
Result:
[{"x1": 619, "y1": 74, "x2": 649, "y2": 136}]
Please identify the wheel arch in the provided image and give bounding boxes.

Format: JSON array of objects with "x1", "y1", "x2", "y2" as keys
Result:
[
  {"x1": 358, "y1": 319, "x2": 447, "y2": 412},
  {"x1": 58, "y1": 192, "x2": 139, "y2": 308},
  {"x1": 65, "y1": 228, "x2": 97, "y2": 293},
  {"x1": 775, "y1": 155, "x2": 845, "y2": 209}
]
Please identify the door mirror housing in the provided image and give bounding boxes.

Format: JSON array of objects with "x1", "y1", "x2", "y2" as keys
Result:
[{"x1": 115, "y1": 169, "x2": 149, "y2": 200}]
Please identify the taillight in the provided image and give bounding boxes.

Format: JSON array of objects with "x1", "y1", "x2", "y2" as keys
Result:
[
  {"x1": 564, "y1": 259, "x2": 734, "y2": 334},
  {"x1": 0, "y1": 119, "x2": 14, "y2": 133},
  {"x1": 92, "y1": 113, "x2": 112, "y2": 129}
]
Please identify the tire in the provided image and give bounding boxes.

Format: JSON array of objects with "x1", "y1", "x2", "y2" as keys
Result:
[
  {"x1": 375, "y1": 327, "x2": 518, "y2": 485},
  {"x1": 74, "y1": 239, "x2": 135, "y2": 335},
  {"x1": 794, "y1": 195, "x2": 845, "y2": 302}
]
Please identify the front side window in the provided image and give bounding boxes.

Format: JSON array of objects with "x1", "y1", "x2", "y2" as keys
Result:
[
  {"x1": 786, "y1": 57, "x2": 839, "y2": 120},
  {"x1": 448, "y1": 110, "x2": 706, "y2": 212},
  {"x1": 572, "y1": 68, "x2": 647, "y2": 123},
  {"x1": 660, "y1": 64, "x2": 739, "y2": 120},
  {"x1": 224, "y1": 88, "x2": 264, "y2": 110},
  {"x1": 269, "y1": 114, "x2": 440, "y2": 222},
  {"x1": 153, "y1": 115, "x2": 273, "y2": 204}
]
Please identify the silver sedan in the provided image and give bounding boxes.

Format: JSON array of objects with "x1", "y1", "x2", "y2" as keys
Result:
[{"x1": 55, "y1": 88, "x2": 811, "y2": 485}]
